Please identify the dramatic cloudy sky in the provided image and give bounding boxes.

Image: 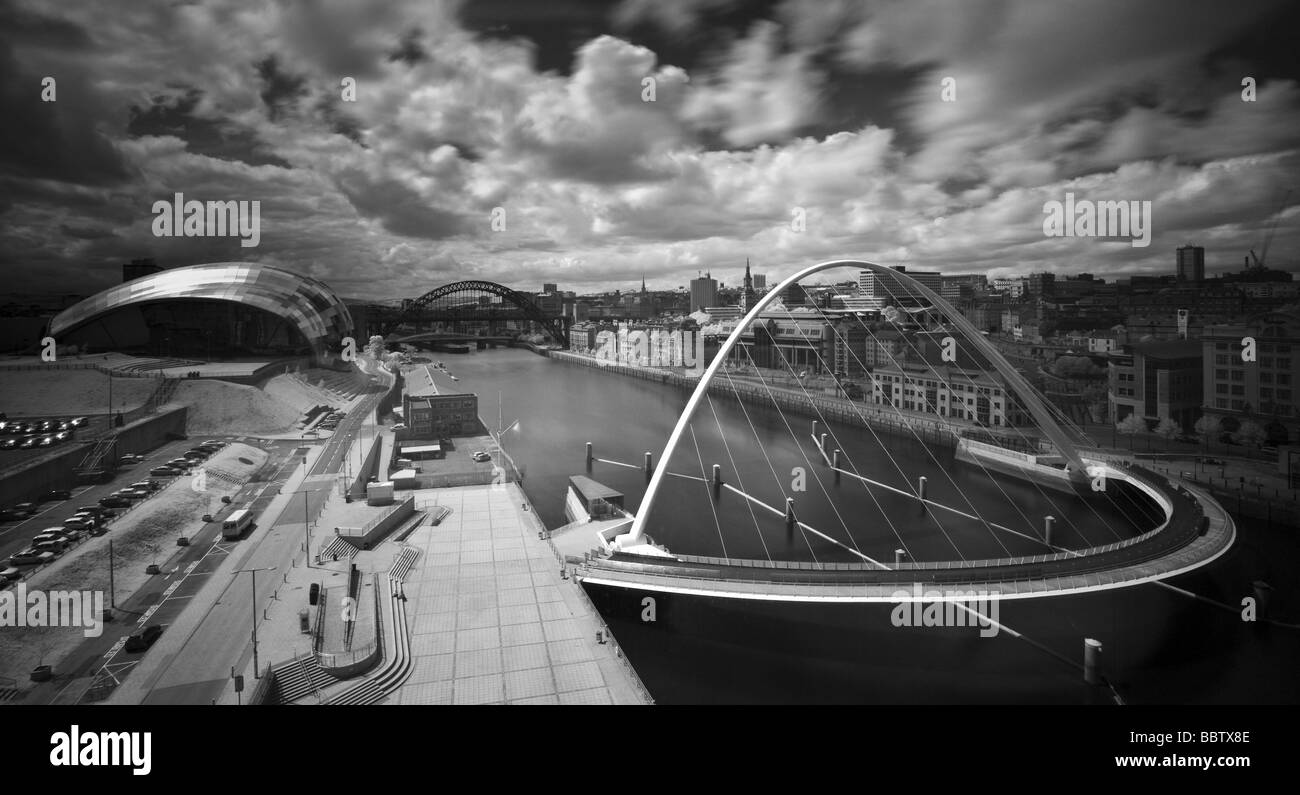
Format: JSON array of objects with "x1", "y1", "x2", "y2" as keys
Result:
[{"x1": 2, "y1": 0, "x2": 1298, "y2": 300}]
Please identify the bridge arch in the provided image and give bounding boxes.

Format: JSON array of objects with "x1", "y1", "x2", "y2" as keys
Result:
[
  {"x1": 627, "y1": 259, "x2": 1090, "y2": 544},
  {"x1": 402, "y1": 280, "x2": 568, "y2": 345}
]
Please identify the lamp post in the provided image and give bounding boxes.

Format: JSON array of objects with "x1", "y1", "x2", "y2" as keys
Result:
[{"x1": 233, "y1": 566, "x2": 276, "y2": 678}]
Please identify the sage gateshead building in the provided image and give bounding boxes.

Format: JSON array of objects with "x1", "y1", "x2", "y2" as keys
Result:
[{"x1": 47, "y1": 263, "x2": 353, "y2": 361}]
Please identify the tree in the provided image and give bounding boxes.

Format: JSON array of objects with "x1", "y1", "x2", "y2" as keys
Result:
[
  {"x1": 1112, "y1": 413, "x2": 1144, "y2": 449},
  {"x1": 1194, "y1": 415, "x2": 1222, "y2": 450},
  {"x1": 1155, "y1": 417, "x2": 1181, "y2": 441},
  {"x1": 1233, "y1": 419, "x2": 1267, "y2": 449},
  {"x1": 366, "y1": 335, "x2": 386, "y2": 359},
  {"x1": 1053, "y1": 355, "x2": 1104, "y2": 378}
]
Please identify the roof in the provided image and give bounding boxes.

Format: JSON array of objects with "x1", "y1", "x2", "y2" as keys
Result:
[
  {"x1": 400, "y1": 444, "x2": 441, "y2": 454},
  {"x1": 569, "y1": 475, "x2": 623, "y2": 502},
  {"x1": 405, "y1": 364, "x2": 466, "y2": 397},
  {"x1": 48, "y1": 262, "x2": 352, "y2": 352}
]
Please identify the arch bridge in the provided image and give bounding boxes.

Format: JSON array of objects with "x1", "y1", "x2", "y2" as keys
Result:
[{"x1": 374, "y1": 280, "x2": 569, "y2": 345}]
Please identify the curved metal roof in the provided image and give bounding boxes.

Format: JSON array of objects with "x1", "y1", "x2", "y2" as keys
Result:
[{"x1": 49, "y1": 262, "x2": 352, "y2": 350}]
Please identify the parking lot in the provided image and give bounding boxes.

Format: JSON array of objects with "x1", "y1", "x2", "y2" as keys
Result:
[{"x1": 0, "y1": 437, "x2": 232, "y2": 581}]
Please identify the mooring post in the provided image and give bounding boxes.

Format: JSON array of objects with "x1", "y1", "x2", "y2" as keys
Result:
[
  {"x1": 1083, "y1": 638, "x2": 1103, "y2": 685},
  {"x1": 585, "y1": 442, "x2": 593, "y2": 471},
  {"x1": 712, "y1": 464, "x2": 722, "y2": 499},
  {"x1": 785, "y1": 497, "x2": 795, "y2": 531},
  {"x1": 812, "y1": 420, "x2": 820, "y2": 442},
  {"x1": 916, "y1": 476, "x2": 927, "y2": 503},
  {"x1": 832, "y1": 449, "x2": 841, "y2": 483},
  {"x1": 1044, "y1": 515, "x2": 1055, "y2": 547},
  {"x1": 644, "y1": 451, "x2": 653, "y2": 483},
  {"x1": 819, "y1": 433, "x2": 828, "y2": 455},
  {"x1": 894, "y1": 548, "x2": 906, "y2": 567}
]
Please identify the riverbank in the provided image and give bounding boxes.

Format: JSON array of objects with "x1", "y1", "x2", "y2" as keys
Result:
[{"x1": 549, "y1": 349, "x2": 963, "y2": 450}]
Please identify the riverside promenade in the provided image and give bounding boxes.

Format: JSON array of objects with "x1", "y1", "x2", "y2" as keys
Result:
[{"x1": 230, "y1": 480, "x2": 652, "y2": 705}]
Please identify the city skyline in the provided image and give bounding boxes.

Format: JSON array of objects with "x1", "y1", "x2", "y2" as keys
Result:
[{"x1": 2, "y1": 0, "x2": 1299, "y2": 302}]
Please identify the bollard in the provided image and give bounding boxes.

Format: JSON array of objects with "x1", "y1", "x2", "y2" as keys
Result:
[
  {"x1": 1044, "y1": 516, "x2": 1055, "y2": 547},
  {"x1": 916, "y1": 476, "x2": 927, "y2": 502},
  {"x1": 894, "y1": 548, "x2": 906, "y2": 567},
  {"x1": 785, "y1": 497, "x2": 796, "y2": 531},
  {"x1": 832, "y1": 449, "x2": 841, "y2": 484},
  {"x1": 596, "y1": 629, "x2": 606, "y2": 644},
  {"x1": 644, "y1": 451, "x2": 653, "y2": 483},
  {"x1": 812, "y1": 420, "x2": 820, "y2": 442},
  {"x1": 586, "y1": 442, "x2": 593, "y2": 471},
  {"x1": 819, "y1": 432, "x2": 828, "y2": 455},
  {"x1": 1083, "y1": 638, "x2": 1103, "y2": 685},
  {"x1": 712, "y1": 464, "x2": 722, "y2": 499}
]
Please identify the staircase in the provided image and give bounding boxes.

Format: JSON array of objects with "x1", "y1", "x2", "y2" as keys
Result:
[
  {"x1": 74, "y1": 433, "x2": 118, "y2": 482},
  {"x1": 0, "y1": 677, "x2": 22, "y2": 704},
  {"x1": 269, "y1": 655, "x2": 338, "y2": 704},
  {"x1": 328, "y1": 578, "x2": 413, "y2": 706}
]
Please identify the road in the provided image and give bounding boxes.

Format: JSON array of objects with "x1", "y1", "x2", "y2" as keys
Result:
[{"x1": 129, "y1": 384, "x2": 387, "y2": 704}]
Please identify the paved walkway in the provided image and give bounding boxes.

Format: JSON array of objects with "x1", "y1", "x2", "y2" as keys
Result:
[{"x1": 392, "y1": 484, "x2": 650, "y2": 705}]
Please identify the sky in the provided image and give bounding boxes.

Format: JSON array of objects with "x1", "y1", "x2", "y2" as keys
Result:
[{"x1": 2, "y1": 0, "x2": 1299, "y2": 302}]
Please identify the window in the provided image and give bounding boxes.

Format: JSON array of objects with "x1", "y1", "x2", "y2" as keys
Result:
[
  {"x1": 1231, "y1": 400, "x2": 1244, "y2": 410},
  {"x1": 1216, "y1": 383, "x2": 1228, "y2": 394},
  {"x1": 1261, "y1": 388, "x2": 1273, "y2": 399},
  {"x1": 1215, "y1": 369, "x2": 1228, "y2": 380},
  {"x1": 1279, "y1": 389, "x2": 1292, "y2": 401},
  {"x1": 1231, "y1": 385, "x2": 1244, "y2": 396},
  {"x1": 1231, "y1": 370, "x2": 1244, "y2": 382},
  {"x1": 1261, "y1": 357, "x2": 1274, "y2": 368},
  {"x1": 1215, "y1": 398, "x2": 1228, "y2": 408},
  {"x1": 1280, "y1": 374, "x2": 1292, "y2": 386},
  {"x1": 1215, "y1": 354, "x2": 1229, "y2": 365},
  {"x1": 1262, "y1": 372, "x2": 1273, "y2": 384}
]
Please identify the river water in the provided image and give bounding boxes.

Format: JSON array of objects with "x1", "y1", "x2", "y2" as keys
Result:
[{"x1": 439, "y1": 348, "x2": 1300, "y2": 703}]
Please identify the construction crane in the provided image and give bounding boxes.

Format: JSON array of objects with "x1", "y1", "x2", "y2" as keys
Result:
[{"x1": 1250, "y1": 188, "x2": 1293, "y2": 269}]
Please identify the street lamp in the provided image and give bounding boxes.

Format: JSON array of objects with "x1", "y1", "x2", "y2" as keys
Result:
[{"x1": 233, "y1": 566, "x2": 276, "y2": 678}]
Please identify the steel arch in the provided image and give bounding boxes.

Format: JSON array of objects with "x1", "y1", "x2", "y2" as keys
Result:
[
  {"x1": 626, "y1": 258, "x2": 1090, "y2": 545},
  {"x1": 404, "y1": 280, "x2": 568, "y2": 345}
]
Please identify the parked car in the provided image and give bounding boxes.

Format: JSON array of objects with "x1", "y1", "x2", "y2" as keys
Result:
[
  {"x1": 70, "y1": 417, "x2": 88, "y2": 428},
  {"x1": 40, "y1": 489, "x2": 72, "y2": 502},
  {"x1": 0, "y1": 439, "x2": 18, "y2": 450},
  {"x1": 1, "y1": 566, "x2": 22, "y2": 582},
  {"x1": 124, "y1": 625, "x2": 164, "y2": 652},
  {"x1": 150, "y1": 466, "x2": 181, "y2": 477},
  {"x1": 9, "y1": 503, "x2": 36, "y2": 517},
  {"x1": 77, "y1": 505, "x2": 111, "y2": 518},
  {"x1": 18, "y1": 436, "x2": 39, "y2": 449},
  {"x1": 119, "y1": 455, "x2": 139, "y2": 467},
  {"x1": 471, "y1": 451, "x2": 491, "y2": 462},
  {"x1": 64, "y1": 516, "x2": 95, "y2": 531},
  {"x1": 99, "y1": 496, "x2": 132, "y2": 508},
  {"x1": 133, "y1": 481, "x2": 162, "y2": 492},
  {"x1": 7, "y1": 549, "x2": 55, "y2": 567}
]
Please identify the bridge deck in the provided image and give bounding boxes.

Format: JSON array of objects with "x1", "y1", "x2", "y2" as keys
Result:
[{"x1": 576, "y1": 469, "x2": 1235, "y2": 601}]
